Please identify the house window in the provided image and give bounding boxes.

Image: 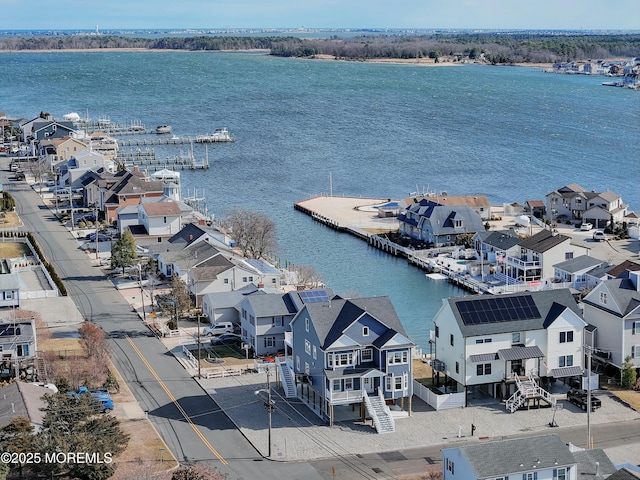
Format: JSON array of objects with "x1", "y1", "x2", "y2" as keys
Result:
[
  {"x1": 554, "y1": 467, "x2": 568, "y2": 480},
  {"x1": 361, "y1": 348, "x2": 373, "y2": 362},
  {"x1": 476, "y1": 338, "x2": 483, "y2": 344},
  {"x1": 242, "y1": 277, "x2": 247, "y2": 283},
  {"x1": 337, "y1": 353, "x2": 354, "y2": 366},
  {"x1": 454, "y1": 219, "x2": 463, "y2": 228},
  {"x1": 394, "y1": 376, "x2": 403, "y2": 390},
  {"x1": 273, "y1": 316, "x2": 283, "y2": 327},
  {"x1": 632, "y1": 345, "x2": 640, "y2": 358},
  {"x1": 435, "y1": 325, "x2": 439, "y2": 338},
  {"x1": 305, "y1": 318, "x2": 310, "y2": 332},
  {"x1": 327, "y1": 354, "x2": 333, "y2": 367},
  {"x1": 333, "y1": 379, "x2": 340, "y2": 391},
  {"x1": 242, "y1": 308, "x2": 247, "y2": 319},
  {"x1": 450, "y1": 334, "x2": 454, "y2": 346},
  {"x1": 512, "y1": 332, "x2": 521, "y2": 344},
  {"x1": 344, "y1": 378, "x2": 353, "y2": 390},
  {"x1": 388, "y1": 351, "x2": 408, "y2": 365},
  {"x1": 249, "y1": 276, "x2": 254, "y2": 282},
  {"x1": 363, "y1": 326, "x2": 369, "y2": 336},
  {"x1": 600, "y1": 292, "x2": 607, "y2": 304},
  {"x1": 304, "y1": 362, "x2": 310, "y2": 375},
  {"x1": 559, "y1": 355, "x2": 574, "y2": 367},
  {"x1": 476, "y1": 363, "x2": 492, "y2": 376},
  {"x1": 633, "y1": 321, "x2": 640, "y2": 335},
  {"x1": 296, "y1": 356, "x2": 300, "y2": 371},
  {"x1": 163, "y1": 216, "x2": 167, "y2": 223},
  {"x1": 305, "y1": 340, "x2": 311, "y2": 355},
  {"x1": 249, "y1": 315, "x2": 255, "y2": 326},
  {"x1": 223, "y1": 278, "x2": 229, "y2": 284},
  {"x1": 264, "y1": 336, "x2": 275, "y2": 348},
  {"x1": 455, "y1": 361, "x2": 459, "y2": 374},
  {"x1": 523, "y1": 473, "x2": 536, "y2": 480},
  {"x1": 385, "y1": 376, "x2": 391, "y2": 391},
  {"x1": 565, "y1": 252, "x2": 573, "y2": 260},
  {"x1": 271, "y1": 278, "x2": 276, "y2": 284},
  {"x1": 560, "y1": 331, "x2": 574, "y2": 343},
  {"x1": 5, "y1": 291, "x2": 12, "y2": 300},
  {"x1": 446, "y1": 459, "x2": 454, "y2": 474},
  {"x1": 312, "y1": 346, "x2": 317, "y2": 359},
  {"x1": 16, "y1": 344, "x2": 29, "y2": 357}
]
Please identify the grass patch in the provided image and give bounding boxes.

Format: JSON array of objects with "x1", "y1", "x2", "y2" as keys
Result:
[{"x1": 0, "y1": 240, "x2": 30, "y2": 258}]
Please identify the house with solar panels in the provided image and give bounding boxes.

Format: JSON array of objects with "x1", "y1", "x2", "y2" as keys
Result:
[
  {"x1": 239, "y1": 288, "x2": 332, "y2": 356},
  {"x1": 286, "y1": 296, "x2": 414, "y2": 432},
  {"x1": 430, "y1": 289, "x2": 586, "y2": 411}
]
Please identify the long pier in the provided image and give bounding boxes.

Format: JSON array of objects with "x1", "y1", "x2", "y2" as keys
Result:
[{"x1": 117, "y1": 136, "x2": 233, "y2": 147}]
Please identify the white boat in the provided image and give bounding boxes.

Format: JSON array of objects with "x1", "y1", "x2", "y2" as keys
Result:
[
  {"x1": 156, "y1": 125, "x2": 172, "y2": 134},
  {"x1": 195, "y1": 127, "x2": 233, "y2": 143}
]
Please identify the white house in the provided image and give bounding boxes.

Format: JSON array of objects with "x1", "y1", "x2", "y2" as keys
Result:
[
  {"x1": 582, "y1": 270, "x2": 640, "y2": 371},
  {"x1": 0, "y1": 319, "x2": 37, "y2": 370},
  {"x1": 441, "y1": 433, "x2": 616, "y2": 480},
  {"x1": 431, "y1": 289, "x2": 586, "y2": 404},
  {"x1": 0, "y1": 273, "x2": 22, "y2": 308},
  {"x1": 553, "y1": 255, "x2": 610, "y2": 290},
  {"x1": 138, "y1": 201, "x2": 182, "y2": 236}
]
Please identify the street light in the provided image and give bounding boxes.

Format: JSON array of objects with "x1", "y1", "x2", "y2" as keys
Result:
[
  {"x1": 254, "y1": 368, "x2": 274, "y2": 458},
  {"x1": 138, "y1": 263, "x2": 146, "y2": 321}
]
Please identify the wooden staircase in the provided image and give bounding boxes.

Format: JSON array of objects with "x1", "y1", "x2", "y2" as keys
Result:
[{"x1": 505, "y1": 372, "x2": 556, "y2": 413}]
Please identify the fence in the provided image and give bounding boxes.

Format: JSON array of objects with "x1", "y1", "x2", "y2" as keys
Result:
[
  {"x1": 413, "y1": 380, "x2": 465, "y2": 410},
  {"x1": 204, "y1": 368, "x2": 243, "y2": 379}
]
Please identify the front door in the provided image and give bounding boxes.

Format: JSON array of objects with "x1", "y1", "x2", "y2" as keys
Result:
[{"x1": 363, "y1": 377, "x2": 373, "y2": 393}]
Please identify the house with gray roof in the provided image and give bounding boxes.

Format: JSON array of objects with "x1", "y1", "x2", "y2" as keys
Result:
[
  {"x1": 441, "y1": 433, "x2": 616, "y2": 480},
  {"x1": 582, "y1": 270, "x2": 640, "y2": 372},
  {"x1": 0, "y1": 319, "x2": 37, "y2": 380},
  {"x1": 502, "y1": 229, "x2": 589, "y2": 286},
  {"x1": 546, "y1": 183, "x2": 628, "y2": 227},
  {"x1": 398, "y1": 199, "x2": 485, "y2": 247},
  {"x1": 288, "y1": 296, "x2": 414, "y2": 432},
  {"x1": 0, "y1": 273, "x2": 22, "y2": 308},
  {"x1": 0, "y1": 382, "x2": 52, "y2": 432},
  {"x1": 472, "y1": 230, "x2": 521, "y2": 266},
  {"x1": 431, "y1": 289, "x2": 585, "y2": 407},
  {"x1": 553, "y1": 255, "x2": 610, "y2": 291},
  {"x1": 201, "y1": 284, "x2": 261, "y2": 326}
]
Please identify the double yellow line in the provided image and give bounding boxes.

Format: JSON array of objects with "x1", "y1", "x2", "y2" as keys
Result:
[{"x1": 126, "y1": 336, "x2": 228, "y2": 465}]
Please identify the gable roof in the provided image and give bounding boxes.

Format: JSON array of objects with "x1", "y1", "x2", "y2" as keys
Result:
[
  {"x1": 518, "y1": 229, "x2": 570, "y2": 253},
  {"x1": 476, "y1": 230, "x2": 521, "y2": 250},
  {"x1": 444, "y1": 434, "x2": 576, "y2": 478},
  {"x1": 446, "y1": 289, "x2": 583, "y2": 337},
  {"x1": 554, "y1": 255, "x2": 607, "y2": 274},
  {"x1": 0, "y1": 382, "x2": 50, "y2": 430},
  {"x1": 607, "y1": 260, "x2": 640, "y2": 278},
  {"x1": 583, "y1": 278, "x2": 640, "y2": 317},
  {"x1": 303, "y1": 296, "x2": 410, "y2": 350},
  {"x1": 420, "y1": 205, "x2": 485, "y2": 235},
  {"x1": 141, "y1": 201, "x2": 182, "y2": 217},
  {"x1": 244, "y1": 292, "x2": 300, "y2": 317}
]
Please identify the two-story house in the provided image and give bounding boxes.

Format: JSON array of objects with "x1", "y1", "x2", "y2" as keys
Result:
[
  {"x1": 138, "y1": 201, "x2": 182, "y2": 236},
  {"x1": 546, "y1": 183, "x2": 628, "y2": 227},
  {"x1": 0, "y1": 319, "x2": 37, "y2": 379},
  {"x1": 398, "y1": 199, "x2": 485, "y2": 247},
  {"x1": 287, "y1": 296, "x2": 414, "y2": 432},
  {"x1": 582, "y1": 270, "x2": 640, "y2": 372},
  {"x1": 431, "y1": 289, "x2": 585, "y2": 406},
  {"x1": 0, "y1": 273, "x2": 22, "y2": 309},
  {"x1": 441, "y1": 433, "x2": 616, "y2": 480},
  {"x1": 553, "y1": 255, "x2": 610, "y2": 291},
  {"x1": 503, "y1": 230, "x2": 589, "y2": 285}
]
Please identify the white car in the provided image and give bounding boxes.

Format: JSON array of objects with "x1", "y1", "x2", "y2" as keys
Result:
[
  {"x1": 202, "y1": 322, "x2": 234, "y2": 336},
  {"x1": 592, "y1": 230, "x2": 606, "y2": 241},
  {"x1": 580, "y1": 222, "x2": 593, "y2": 231}
]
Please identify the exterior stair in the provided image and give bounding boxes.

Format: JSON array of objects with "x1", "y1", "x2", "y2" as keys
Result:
[
  {"x1": 276, "y1": 357, "x2": 297, "y2": 398},
  {"x1": 506, "y1": 372, "x2": 556, "y2": 413},
  {"x1": 363, "y1": 390, "x2": 395, "y2": 434}
]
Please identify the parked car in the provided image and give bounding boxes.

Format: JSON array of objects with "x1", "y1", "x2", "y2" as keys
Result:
[
  {"x1": 202, "y1": 322, "x2": 234, "y2": 336},
  {"x1": 566, "y1": 389, "x2": 601, "y2": 412},
  {"x1": 592, "y1": 230, "x2": 606, "y2": 241},
  {"x1": 580, "y1": 222, "x2": 593, "y2": 231},
  {"x1": 14, "y1": 171, "x2": 25, "y2": 181},
  {"x1": 69, "y1": 386, "x2": 114, "y2": 413},
  {"x1": 210, "y1": 333, "x2": 241, "y2": 346},
  {"x1": 85, "y1": 233, "x2": 111, "y2": 242}
]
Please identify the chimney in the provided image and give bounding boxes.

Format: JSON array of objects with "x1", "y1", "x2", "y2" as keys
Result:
[
  {"x1": 257, "y1": 283, "x2": 264, "y2": 289},
  {"x1": 629, "y1": 270, "x2": 640, "y2": 291}
]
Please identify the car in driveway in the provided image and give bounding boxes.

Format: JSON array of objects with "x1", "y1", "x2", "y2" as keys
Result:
[
  {"x1": 592, "y1": 230, "x2": 606, "y2": 241},
  {"x1": 580, "y1": 222, "x2": 593, "y2": 231},
  {"x1": 210, "y1": 333, "x2": 241, "y2": 346},
  {"x1": 85, "y1": 232, "x2": 112, "y2": 242},
  {"x1": 202, "y1": 322, "x2": 234, "y2": 336}
]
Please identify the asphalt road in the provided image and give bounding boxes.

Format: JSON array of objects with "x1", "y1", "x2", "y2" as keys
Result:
[{"x1": 0, "y1": 162, "x2": 320, "y2": 480}]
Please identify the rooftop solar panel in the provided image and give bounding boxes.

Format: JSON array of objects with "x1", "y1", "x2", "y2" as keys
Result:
[
  {"x1": 457, "y1": 295, "x2": 541, "y2": 325},
  {"x1": 299, "y1": 290, "x2": 330, "y2": 303}
]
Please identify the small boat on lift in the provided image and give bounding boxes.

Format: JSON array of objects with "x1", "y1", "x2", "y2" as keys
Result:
[{"x1": 155, "y1": 125, "x2": 172, "y2": 134}]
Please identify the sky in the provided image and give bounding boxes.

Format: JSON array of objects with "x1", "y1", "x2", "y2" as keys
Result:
[{"x1": 0, "y1": 0, "x2": 639, "y2": 31}]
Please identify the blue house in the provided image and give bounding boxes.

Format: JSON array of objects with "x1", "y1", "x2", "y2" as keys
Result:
[{"x1": 285, "y1": 296, "x2": 414, "y2": 432}]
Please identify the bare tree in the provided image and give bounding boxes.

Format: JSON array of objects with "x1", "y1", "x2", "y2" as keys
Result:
[
  {"x1": 223, "y1": 209, "x2": 277, "y2": 259},
  {"x1": 292, "y1": 264, "x2": 324, "y2": 289}
]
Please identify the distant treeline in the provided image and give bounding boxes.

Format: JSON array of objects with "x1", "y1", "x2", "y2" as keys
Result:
[{"x1": 0, "y1": 33, "x2": 639, "y2": 64}]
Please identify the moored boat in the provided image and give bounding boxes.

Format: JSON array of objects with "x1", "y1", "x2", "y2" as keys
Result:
[
  {"x1": 156, "y1": 125, "x2": 172, "y2": 134},
  {"x1": 195, "y1": 127, "x2": 233, "y2": 143}
]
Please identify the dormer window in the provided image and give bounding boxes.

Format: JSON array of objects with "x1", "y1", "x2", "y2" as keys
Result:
[
  {"x1": 599, "y1": 292, "x2": 607, "y2": 304},
  {"x1": 363, "y1": 326, "x2": 369, "y2": 337},
  {"x1": 454, "y1": 219, "x2": 463, "y2": 228}
]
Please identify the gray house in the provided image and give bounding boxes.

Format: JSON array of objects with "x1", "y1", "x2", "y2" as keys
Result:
[
  {"x1": 0, "y1": 319, "x2": 37, "y2": 379},
  {"x1": 287, "y1": 296, "x2": 414, "y2": 432},
  {"x1": 0, "y1": 273, "x2": 22, "y2": 308}
]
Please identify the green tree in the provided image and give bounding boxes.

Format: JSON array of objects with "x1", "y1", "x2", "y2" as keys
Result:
[
  {"x1": 621, "y1": 355, "x2": 638, "y2": 389},
  {"x1": 111, "y1": 230, "x2": 138, "y2": 274},
  {"x1": 0, "y1": 416, "x2": 37, "y2": 479},
  {"x1": 34, "y1": 393, "x2": 129, "y2": 480}
]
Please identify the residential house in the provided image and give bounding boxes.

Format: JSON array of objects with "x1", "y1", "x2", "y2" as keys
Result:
[
  {"x1": 56, "y1": 150, "x2": 116, "y2": 186},
  {"x1": 441, "y1": 433, "x2": 616, "y2": 480},
  {"x1": 118, "y1": 197, "x2": 193, "y2": 237},
  {"x1": 502, "y1": 229, "x2": 589, "y2": 285},
  {"x1": 431, "y1": 289, "x2": 585, "y2": 404},
  {"x1": 201, "y1": 285, "x2": 261, "y2": 325},
  {"x1": 403, "y1": 194, "x2": 492, "y2": 221},
  {"x1": 524, "y1": 199, "x2": 546, "y2": 219},
  {"x1": 156, "y1": 240, "x2": 222, "y2": 280},
  {"x1": 581, "y1": 270, "x2": 640, "y2": 371},
  {"x1": 546, "y1": 184, "x2": 627, "y2": 227},
  {"x1": 287, "y1": 296, "x2": 414, "y2": 430},
  {"x1": 138, "y1": 200, "x2": 182, "y2": 236},
  {"x1": 0, "y1": 273, "x2": 22, "y2": 308},
  {"x1": 0, "y1": 382, "x2": 51, "y2": 432},
  {"x1": 472, "y1": 230, "x2": 520, "y2": 269},
  {"x1": 606, "y1": 260, "x2": 640, "y2": 280},
  {"x1": 398, "y1": 199, "x2": 485, "y2": 247},
  {"x1": 240, "y1": 289, "x2": 331, "y2": 356},
  {"x1": 0, "y1": 319, "x2": 37, "y2": 377},
  {"x1": 553, "y1": 255, "x2": 610, "y2": 291},
  {"x1": 38, "y1": 136, "x2": 88, "y2": 167}
]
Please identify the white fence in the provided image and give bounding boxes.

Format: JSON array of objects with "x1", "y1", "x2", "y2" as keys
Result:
[
  {"x1": 413, "y1": 380, "x2": 465, "y2": 410},
  {"x1": 204, "y1": 368, "x2": 242, "y2": 379}
]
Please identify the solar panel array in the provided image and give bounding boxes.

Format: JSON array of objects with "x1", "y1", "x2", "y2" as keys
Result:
[
  {"x1": 299, "y1": 290, "x2": 330, "y2": 303},
  {"x1": 457, "y1": 295, "x2": 541, "y2": 325}
]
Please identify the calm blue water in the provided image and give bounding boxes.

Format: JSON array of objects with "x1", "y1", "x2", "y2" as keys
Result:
[{"x1": 1, "y1": 51, "x2": 638, "y2": 350}]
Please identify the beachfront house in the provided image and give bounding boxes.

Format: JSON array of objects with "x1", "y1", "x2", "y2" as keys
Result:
[
  {"x1": 546, "y1": 183, "x2": 628, "y2": 227},
  {"x1": 430, "y1": 290, "x2": 585, "y2": 407},
  {"x1": 441, "y1": 434, "x2": 616, "y2": 480},
  {"x1": 398, "y1": 199, "x2": 484, "y2": 247},
  {"x1": 501, "y1": 229, "x2": 589, "y2": 286},
  {"x1": 286, "y1": 296, "x2": 414, "y2": 432},
  {"x1": 472, "y1": 230, "x2": 521, "y2": 274},
  {"x1": 138, "y1": 200, "x2": 182, "y2": 236},
  {"x1": 553, "y1": 255, "x2": 610, "y2": 291},
  {"x1": 523, "y1": 199, "x2": 546, "y2": 219},
  {"x1": 581, "y1": 270, "x2": 640, "y2": 372}
]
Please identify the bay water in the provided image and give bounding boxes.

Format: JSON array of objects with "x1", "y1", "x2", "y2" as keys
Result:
[{"x1": 0, "y1": 51, "x2": 638, "y2": 350}]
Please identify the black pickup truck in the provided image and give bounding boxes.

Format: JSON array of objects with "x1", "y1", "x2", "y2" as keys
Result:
[{"x1": 567, "y1": 389, "x2": 601, "y2": 411}]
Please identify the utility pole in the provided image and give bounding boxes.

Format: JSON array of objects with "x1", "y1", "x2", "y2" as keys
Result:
[
  {"x1": 586, "y1": 344, "x2": 592, "y2": 449},
  {"x1": 94, "y1": 203, "x2": 99, "y2": 260}
]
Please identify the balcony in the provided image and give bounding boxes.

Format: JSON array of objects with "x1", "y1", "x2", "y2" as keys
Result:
[
  {"x1": 506, "y1": 256, "x2": 540, "y2": 269},
  {"x1": 327, "y1": 389, "x2": 364, "y2": 404},
  {"x1": 431, "y1": 359, "x2": 446, "y2": 372}
]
